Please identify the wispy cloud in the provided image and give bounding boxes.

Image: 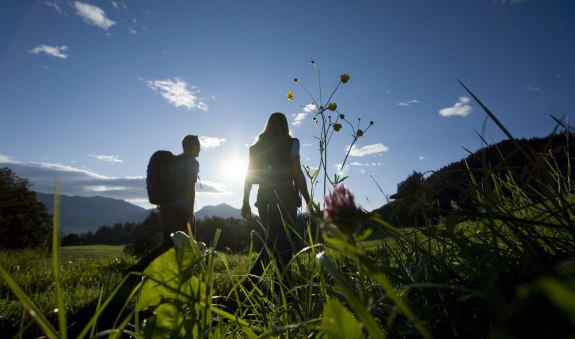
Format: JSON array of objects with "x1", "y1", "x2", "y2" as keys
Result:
[
  {"x1": 291, "y1": 113, "x2": 307, "y2": 126},
  {"x1": 291, "y1": 103, "x2": 316, "y2": 126},
  {"x1": 199, "y1": 136, "x2": 225, "y2": 149},
  {"x1": 28, "y1": 45, "x2": 69, "y2": 59},
  {"x1": 0, "y1": 157, "x2": 230, "y2": 203},
  {"x1": 74, "y1": 1, "x2": 116, "y2": 30},
  {"x1": 147, "y1": 78, "x2": 208, "y2": 111},
  {"x1": 111, "y1": 1, "x2": 127, "y2": 10},
  {"x1": 0, "y1": 154, "x2": 17, "y2": 164},
  {"x1": 439, "y1": 97, "x2": 473, "y2": 117},
  {"x1": 527, "y1": 85, "x2": 541, "y2": 92},
  {"x1": 349, "y1": 161, "x2": 384, "y2": 167},
  {"x1": 398, "y1": 99, "x2": 420, "y2": 107},
  {"x1": 497, "y1": 0, "x2": 527, "y2": 5},
  {"x1": 87, "y1": 154, "x2": 123, "y2": 163},
  {"x1": 46, "y1": 1, "x2": 66, "y2": 14},
  {"x1": 346, "y1": 143, "x2": 390, "y2": 157}
]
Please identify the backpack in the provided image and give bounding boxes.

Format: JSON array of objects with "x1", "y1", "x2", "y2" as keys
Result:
[
  {"x1": 146, "y1": 150, "x2": 179, "y2": 205},
  {"x1": 247, "y1": 138, "x2": 296, "y2": 186}
]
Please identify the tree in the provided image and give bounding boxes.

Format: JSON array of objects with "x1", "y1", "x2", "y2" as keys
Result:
[{"x1": 0, "y1": 167, "x2": 52, "y2": 249}]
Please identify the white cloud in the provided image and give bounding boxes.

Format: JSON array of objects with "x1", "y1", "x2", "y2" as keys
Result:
[
  {"x1": 147, "y1": 78, "x2": 208, "y2": 111},
  {"x1": 0, "y1": 154, "x2": 17, "y2": 163},
  {"x1": 419, "y1": 156, "x2": 425, "y2": 160},
  {"x1": 291, "y1": 113, "x2": 307, "y2": 126},
  {"x1": 527, "y1": 85, "x2": 541, "y2": 92},
  {"x1": 346, "y1": 143, "x2": 390, "y2": 157},
  {"x1": 398, "y1": 99, "x2": 420, "y2": 107},
  {"x1": 87, "y1": 185, "x2": 128, "y2": 192},
  {"x1": 349, "y1": 161, "x2": 384, "y2": 167},
  {"x1": 199, "y1": 136, "x2": 225, "y2": 149},
  {"x1": 439, "y1": 97, "x2": 473, "y2": 117},
  {"x1": 303, "y1": 103, "x2": 317, "y2": 112},
  {"x1": 196, "y1": 180, "x2": 232, "y2": 196},
  {"x1": 497, "y1": 0, "x2": 527, "y2": 5},
  {"x1": 111, "y1": 1, "x2": 127, "y2": 10},
  {"x1": 291, "y1": 103, "x2": 317, "y2": 126},
  {"x1": 74, "y1": 2, "x2": 116, "y2": 30},
  {"x1": 46, "y1": 1, "x2": 66, "y2": 14},
  {"x1": 28, "y1": 45, "x2": 69, "y2": 59},
  {"x1": 0, "y1": 158, "x2": 230, "y2": 203},
  {"x1": 87, "y1": 154, "x2": 123, "y2": 163}
]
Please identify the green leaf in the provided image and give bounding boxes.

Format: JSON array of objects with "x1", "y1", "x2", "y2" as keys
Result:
[
  {"x1": 321, "y1": 299, "x2": 363, "y2": 339},
  {"x1": 538, "y1": 277, "x2": 575, "y2": 326}
]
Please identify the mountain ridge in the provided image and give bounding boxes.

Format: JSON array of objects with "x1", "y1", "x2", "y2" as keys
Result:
[{"x1": 34, "y1": 193, "x2": 243, "y2": 233}]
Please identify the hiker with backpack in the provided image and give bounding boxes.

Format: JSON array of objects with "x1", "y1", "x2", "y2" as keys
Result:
[
  {"x1": 129, "y1": 134, "x2": 201, "y2": 273},
  {"x1": 241, "y1": 112, "x2": 311, "y2": 279}
]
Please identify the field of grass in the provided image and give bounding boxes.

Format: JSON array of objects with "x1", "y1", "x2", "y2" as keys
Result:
[{"x1": 0, "y1": 245, "x2": 138, "y2": 337}]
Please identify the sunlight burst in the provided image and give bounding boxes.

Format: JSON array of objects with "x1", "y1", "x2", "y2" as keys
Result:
[{"x1": 220, "y1": 157, "x2": 248, "y2": 184}]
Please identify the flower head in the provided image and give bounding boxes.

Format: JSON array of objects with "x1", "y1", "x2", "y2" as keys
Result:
[
  {"x1": 327, "y1": 102, "x2": 337, "y2": 111},
  {"x1": 340, "y1": 74, "x2": 350, "y2": 83},
  {"x1": 333, "y1": 123, "x2": 342, "y2": 132},
  {"x1": 356, "y1": 129, "x2": 364, "y2": 137},
  {"x1": 323, "y1": 184, "x2": 363, "y2": 235},
  {"x1": 287, "y1": 90, "x2": 294, "y2": 100},
  {"x1": 339, "y1": 114, "x2": 345, "y2": 119}
]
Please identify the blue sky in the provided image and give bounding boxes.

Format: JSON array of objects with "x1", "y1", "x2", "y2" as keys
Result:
[{"x1": 1, "y1": 0, "x2": 574, "y2": 212}]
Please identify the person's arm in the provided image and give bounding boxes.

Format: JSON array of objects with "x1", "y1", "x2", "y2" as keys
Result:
[
  {"x1": 290, "y1": 139, "x2": 311, "y2": 204},
  {"x1": 186, "y1": 160, "x2": 199, "y2": 228},
  {"x1": 185, "y1": 180, "x2": 196, "y2": 226},
  {"x1": 241, "y1": 181, "x2": 252, "y2": 219},
  {"x1": 292, "y1": 157, "x2": 311, "y2": 204}
]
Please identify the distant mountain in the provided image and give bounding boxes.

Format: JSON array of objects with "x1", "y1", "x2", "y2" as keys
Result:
[
  {"x1": 35, "y1": 193, "x2": 150, "y2": 234},
  {"x1": 34, "y1": 193, "x2": 243, "y2": 233},
  {"x1": 196, "y1": 203, "x2": 242, "y2": 220}
]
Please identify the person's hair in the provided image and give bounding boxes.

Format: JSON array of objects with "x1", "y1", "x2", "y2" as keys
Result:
[
  {"x1": 182, "y1": 135, "x2": 200, "y2": 153},
  {"x1": 257, "y1": 112, "x2": 291, "y2": 142}
]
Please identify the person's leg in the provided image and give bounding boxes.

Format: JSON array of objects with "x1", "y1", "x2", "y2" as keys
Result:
[
  {"x1": 267, "y1": 188, "x2": 298, "y2": 275},
  {"x1": 247, "y1": 205, "x2": 270, "y2": 277}
]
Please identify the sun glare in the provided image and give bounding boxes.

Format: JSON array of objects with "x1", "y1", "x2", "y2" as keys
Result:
[{"x1": 221, "y1": 157, "x2": 248, "y2": 184}]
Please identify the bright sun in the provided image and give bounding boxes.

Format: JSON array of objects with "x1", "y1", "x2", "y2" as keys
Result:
[{"x1": 220, "y1": 157, "x2": 248, "y2": 184}]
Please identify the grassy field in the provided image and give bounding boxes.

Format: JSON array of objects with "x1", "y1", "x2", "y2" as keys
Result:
[{"x1": 0, "y1": 245, "x2": 139, "y2": 336}]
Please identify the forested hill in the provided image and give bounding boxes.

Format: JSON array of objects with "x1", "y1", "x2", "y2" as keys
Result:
[{"x1": 375, "y1": 132, "x2": 575, "y2": 227}]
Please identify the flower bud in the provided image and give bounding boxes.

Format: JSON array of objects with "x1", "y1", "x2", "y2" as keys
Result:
[
  {"x1": 327, "y1": 103, "x2": 337, "y2": 111},
  {"x1": 323, "y1": 184, "x2": 362, "y2": 235},
  {"x1": 333, "y1": 123, "x2": 342, "y2": 131},
  {"x1": 356, "y1": 129, "x2": 364, "y2": 137},
  {"x1": 340, "y1": 74, "x2": 350, "y2": 83}
]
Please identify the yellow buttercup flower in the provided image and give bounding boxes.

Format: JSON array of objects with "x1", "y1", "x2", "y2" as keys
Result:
[{"x1": 287, "y1": 90, "x2": 294, "y2": 100}]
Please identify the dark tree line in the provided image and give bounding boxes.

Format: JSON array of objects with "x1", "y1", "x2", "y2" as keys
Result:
[
  {"x1": 63, "y1": 211, "x2": 259, "y2": 257},
  {"x1": 61, "y1": 222, "x2": 138, "y2": 246},
  {"x1": 0, "y1": 168, "x2": 52, "y2": 250}
]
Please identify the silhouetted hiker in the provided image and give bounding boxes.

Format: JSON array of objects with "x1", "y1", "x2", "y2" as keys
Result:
[
  {"x1": 241, "y1": 112, "x2": 311, "y2": 279},
  {"x1": 129, "y1": 134, "x2": 201, "y2": 273}
]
